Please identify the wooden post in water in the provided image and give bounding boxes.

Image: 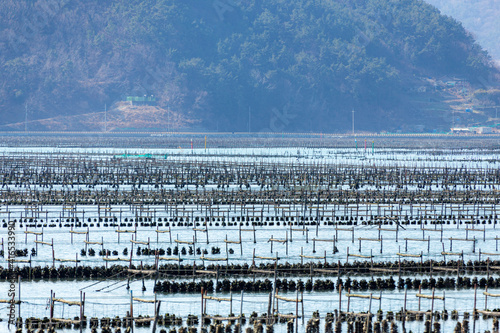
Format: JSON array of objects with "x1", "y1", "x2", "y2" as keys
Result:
[
  {"x1": 267, "y1": 292, "x2": 272, "y2": 323},
  {"x1": 301, "y1": 290, "x2": 304, "y2": 325},
  {"x1": 485, "y1": 285, "x2": 488, "y2": 310},
  {"x1": 152, "y1": 300, "x2": 161, "y2": 333},
  {"x1": 225, "y1": 234, "x2": 228, "y2": 257},
  {"x1": 50, "y1": 290, "x2": 54, "y2": 321},
  {"x1": 403, "y1": 273, "x2": 408, "y2": 330},
  {"x1": 80, "y1": 290, "x2": 83, "y2": 333},
  {"x1": 253, "y1": 224, "x2": 256, "y2": 244},
  {"x1": 347, "y1": 288, "x2": 351, "y2": 313},
  {"x1": 430, "y1": 288, "x2": 435, "y2": 330},
  {"x1": 240, "y1": 290, "x2": 244, "y2": 326},
  {"x1": 18, "y1": 275, "x2": 21, "y2": 319},
  {"x1": 338, "y1": 283, "x2": 342, "y2": 314},
  {"x1": 239, "y1": 225, "x2": 243, "y2": 255},
  {"x1": 51, "y1": 239, "x2": 55, "y2": 268},
  {"x1": 286, "y1": 230, "x2": 288, "y2": 256},
  {"x1": 295, "y1": 289, "x2": 299, "y2": 333},
  {"x1": 418, "y1": 285, "x2": 421, "y2": 311},
  {"x1": 201, "y1": 287, "x2": 204, "y2": 319},
  {"x1": 229, "y1": 291, "x2": 233, "y2": 315},
  {"x1": 474, "y1": 283, "x2": 477, "y2": 333},
  {"x1": 130, "y1": 290, "x2": 133, "y2": 323}
]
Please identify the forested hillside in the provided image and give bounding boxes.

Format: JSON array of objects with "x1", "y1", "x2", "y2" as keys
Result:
[
  {"x1": 1, "y1": 0, "x2": 498, "y2": 132},
  {"x1": 425, "y1": 0, "x2": 500, "y2": 63}
]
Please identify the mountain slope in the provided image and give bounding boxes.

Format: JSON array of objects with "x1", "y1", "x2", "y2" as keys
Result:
[
  {"x1": 0, "y1": 0, "x2": 498, "y2": 133},
  {"x1": 424, "y1": 0, "x2": 500, "y2": 64}
]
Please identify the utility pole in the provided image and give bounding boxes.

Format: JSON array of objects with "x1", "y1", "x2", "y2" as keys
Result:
[
  {"x1": 352, "y1": 109, "x2": 355, "y2": 135},
  {"x1": 452, "y1": 109, "x2": 455, "y2": 133},
  {"x1": 104, "y1": 104, "x2": 107, "y2": 132},
  {"x1": 25, "y1": 103, "x2": 28, "y2": 133}
]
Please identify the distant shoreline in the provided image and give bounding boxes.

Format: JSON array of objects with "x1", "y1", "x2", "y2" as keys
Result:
[{"x1": 0, "y1": 132, "x2": 498, "y2": 149}]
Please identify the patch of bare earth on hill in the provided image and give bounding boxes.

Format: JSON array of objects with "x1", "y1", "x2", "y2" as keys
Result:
[{"x1": 2, "y1": 102, "x2": 197, "y2": 131}]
